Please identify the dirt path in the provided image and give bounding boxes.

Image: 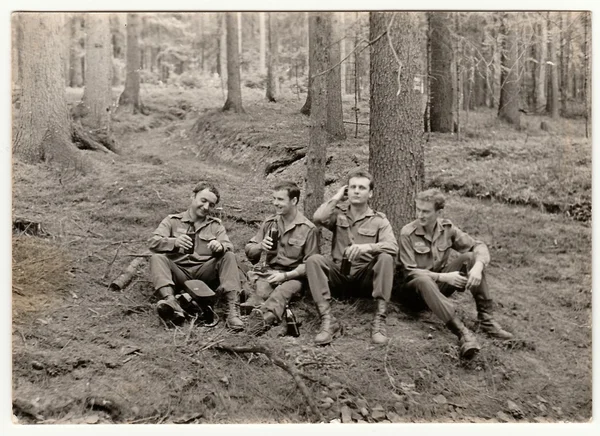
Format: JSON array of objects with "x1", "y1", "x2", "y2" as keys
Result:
[{"x1": 12, "y1": 99, "x2": 592, "y2": 424}]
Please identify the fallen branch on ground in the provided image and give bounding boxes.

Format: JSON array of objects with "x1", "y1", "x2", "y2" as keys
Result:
[
  {"x1": 215, "y1": 344, "x2": 324, "y2": 422},
  {"x1": 264, "y1": 149, "x2": 306, "y2": 175},
  {"x1": 109, "y1": 258, "x2": 146, "y2": 292}
]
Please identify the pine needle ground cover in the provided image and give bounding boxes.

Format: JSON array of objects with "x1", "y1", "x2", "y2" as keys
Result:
[{"x1": 12, "y1": 85, "x2": 591, "y2": 424}]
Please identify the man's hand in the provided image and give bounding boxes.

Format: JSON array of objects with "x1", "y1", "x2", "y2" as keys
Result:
[
  {"x1": 333, "y1": 185, "x2": 348, "y2": 202},
  {"x1": 266, "y1": 272, "x2": 287, "y2": 285},
  {"x1": 175, "y1": 234, "x2": 193, "y2": 251},
  {"x1": 345, "y1": 244, "x2": 371, "y2": 262},
  {"x1": 208, "y1": 239, "x2": 224, "y2": 253},
  {"x1": 465, "y1": 262, "x2": 483, "y2": 291},
  {"x1": 261, "y1": 236, "x2": 274, "y2": 252},
  {"x1": 440, "y1": 271, "x2": 468, "y2": 289}
]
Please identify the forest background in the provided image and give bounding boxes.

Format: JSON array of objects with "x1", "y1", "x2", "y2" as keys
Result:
[{"x1": 5, "y1": 1, "x2": 599, "y2": 431}]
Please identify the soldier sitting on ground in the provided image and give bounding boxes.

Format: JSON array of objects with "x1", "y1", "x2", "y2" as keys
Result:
[
  {"x1": 306, "y1": 169, "x2": 398, "y2": 345},
  {"x1": 243, "y1": 182, "x2": 319, "y2": 335},
  {"x1": 148, "y1": 181, "x2": 244, "y2": 331},
  {"x1": 397, "y1": 188, "x2": 513, "y2": 359}
]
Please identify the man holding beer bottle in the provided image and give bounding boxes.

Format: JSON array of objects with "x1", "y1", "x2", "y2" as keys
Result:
[
  {"x1": 397, "y1": 188, "x2": 513, "y2": 359},
  {"x1": 306, "y1": 169, "x2": 398, "y2": 345},
  {"x1": 148, "y1": 181, "x2": 244, "y2": 331},
  {"x1": 243, "y1": 181, "x2": 319, "y2": 335}
]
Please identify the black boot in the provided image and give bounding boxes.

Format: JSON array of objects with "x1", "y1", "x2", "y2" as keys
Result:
[
  {"x1": 225, "y1": 291, "x2": 244, "y2": 331},
  {"x1": 446, "y1": 317, "x2": 481, "y2": 359},
  {"x1": 156, "y1": 286, "x2": 185, "y2": 325},
  {"x1": 314, "y1": 301, "x2": 341, "y2": 345},
  {"x1": 371, "y1": 299, "x2": 388, "y2": 345},
  {"x1": 475, "y1": 297, "x2": 514, "y2": 339}
]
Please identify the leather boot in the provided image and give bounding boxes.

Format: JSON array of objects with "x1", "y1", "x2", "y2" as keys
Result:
[
  {"x1": 371, "y1": 299, "x2": 389, "y2": 345},
  {"x1": 314, "y1": 301, "x2": 341, "y2": 345},
  {"x1": 156, "y1": 286, "x2": 186, "y2": 325},
  {"x1": 240, "y1": 294, "x2": 263, "y2": 315},
  {"x1": 225, "y1": 291, "x2": 244, "y2": 331},
  {"x1": 475, "y1": 297, "x2": 514, "y2": 339},
  {"x1": 246, "y1": 308, "x2": 278, "y2": 336},
  {"x1": 446, "y1": 317, "x2": 481, "y2": 359}
]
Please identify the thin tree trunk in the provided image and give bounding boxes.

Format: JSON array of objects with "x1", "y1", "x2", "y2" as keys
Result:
[
  {"x1": 340, "y1": 12, "x2": 346, "y2": 95},
  {"x1": 13, "y1": 13, "x2": 77, "y2": 166},
  {"x1": 68, "y1": 14, "x2": 84, "y2": 87},
  {"x1": 259, "y1": 12, "x2": 266, "y2": 75},
  {"x1": 532, "y1": 18, "x2": 547, "y2": 112},
  {"x1": 304, "y1": 13, "x2": 329, "y2": 220},
  {"x1": 559, "y1": 13, "x2": 568, "y2": 116},
  {"x1": 118, "y1": 13, "x2": 142, "y2": 113},
  {"x1": 429, "y1": 12, "x2": 454, "y2": 133},
  {"x1": 223, "y1": 13, "x2": 244, "y2": 113},
  {"x1": 266, "y1": 13, "x2": 278, "y2": 102},
  {"x1": 300, "y1": 13, "x2": 314, "y2": 115},
  {"x1": 546, "y1": 13, "x2": 559, "y2": 118},
  {"x1": 498, "y1": 13, "x2": 520, "y2": 126},
  {"x1": 369, "y1": 12, "x2": 424, "y2": 232},
  {"x1": 583, "y1": 12, "x2": 590, "y2": 137},
  {"x1": 327, "y1": 12, "x2": 346, "y2": 141}
]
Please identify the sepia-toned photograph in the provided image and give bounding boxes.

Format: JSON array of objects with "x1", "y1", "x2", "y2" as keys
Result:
[{"x1": 10, "y1": 7, "x2": 592, "y2": 426}]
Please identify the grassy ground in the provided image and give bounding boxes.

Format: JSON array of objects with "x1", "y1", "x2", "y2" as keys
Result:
[{"x1": 12, "y1": 85, "x2": 591, "y2": 424}]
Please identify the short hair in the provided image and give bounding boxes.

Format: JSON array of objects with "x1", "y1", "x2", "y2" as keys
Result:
[
  {"x1": 347, "y1": 168, "x2": 374, "y2": 190},
  {"x1": 192, "y1": 181, "x2": 220, "y2": 204},
  {"x1": 416, "y1": 188, "x2": 445, "y2": 211},
  {"x1": 273, "y1": 181, "x2": 301, "y2": 202}
]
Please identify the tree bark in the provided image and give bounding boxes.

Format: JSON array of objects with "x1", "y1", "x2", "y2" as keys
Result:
[
  {"x1": 498, "y1": 13, "x2": 520, "y2": 126},
  {"x1": 340, "y1": 12, "x2": 346, "y2": 95},
  {"x1": 80, "y1": 13, "x2": 114, "y2": 133},
  {"x1": 559, "y1": 13, "x2": 569, "y2": 116},
  {"x1": 223, "y1": 13, "x2": 244, "y2": 113},
  {"x1": 326, "y1": 12, "x2": 346, "y2": 141},
  {"x1": 266, "y1": 13, "x2": 278, "y2": 102},
  {"x1": 369, "y1": 12, "x2": 424, "y2": 233},
  {"x1": 304, "y1": 13, "x2": 329, "y2": 221},
  {"x1": 118, "y1": 13, "x2": 142, "y2": 113},
  {"x1": 300, "y1": 13, "x2": 314, "y2": 116},
  {"x1": 217, "y1": 13, "x2": 227, "y2": 81},
  {"x1": 532, "y1": 18, "x2": 547, "y2": 112},
  {"x1": 429, "y1": 12, "x2": 454, "y2": 133},
  {"x1": 68, "y1": 14, "x2": 84, "y2": 87},
  {"x1": 13, "y1": 13, "x2": 77, "y2": 165},
  {"x1": 546, "y1": 13, "x2": 559, "y2": 118},
  {"x1": 259, "y1": 12, "x2": 266, "y2": 75}
]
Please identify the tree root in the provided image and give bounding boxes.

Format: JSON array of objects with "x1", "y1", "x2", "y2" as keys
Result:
[
  {"x1": 215, "y1": 344, "x2": 324, "y2": 422},
  {"x1": 71, "y1": 122, "x2": 117, "y2": 154},
  {"x1": 109, "y1": 258, "x2": 146, "y2": 291}
]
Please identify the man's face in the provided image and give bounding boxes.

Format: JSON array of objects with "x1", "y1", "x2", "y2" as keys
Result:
[
  {"x1": 416, "y1": 200, "x2": 440, "y2": 229},
  {"x1": 272, "y1": 189, "x2": 296, "y2": 216},
  {"x1": 190, "y1": 188, "x2": 218, "y2": 220},
  {"x1": 347, "y1": 177, "x2": 372, "y2": 205}
]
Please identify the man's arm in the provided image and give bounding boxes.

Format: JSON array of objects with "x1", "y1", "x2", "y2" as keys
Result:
[
  {"x1": 245, "y1": 221, "x2": 267, "y2": 264},
  {"x1": 213, "y1": 222, "x2": 234, "y2": 253},
  {"x1": 149, "y1": 217, "x2": 177, "y2": 253},
  {"x1": 452, "y1": 226, "x2": 490, "y2": 268},
  {"x1": 313, "y1": 185, "x2": 347, "y2": 231},
  {"x1": 369, "y1": 219, "x2": 399, "y2": 256}
]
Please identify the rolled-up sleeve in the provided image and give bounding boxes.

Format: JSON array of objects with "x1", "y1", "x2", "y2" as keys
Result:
[
  {"x1": 313, "y1": 200, "x2": 339, "y2": 231},
  {"x1": 149, "y1": 217, "x2": 176, "y2": 253},
  {"x1": 245, "y1": 221, "x2": 267, "y2": 264},
  {"x1": 370, "y1": 219, "x2": 398, "y2": 256},
  {"x1": 452, "y1": 226, "x2": 490, "y2": 267}
]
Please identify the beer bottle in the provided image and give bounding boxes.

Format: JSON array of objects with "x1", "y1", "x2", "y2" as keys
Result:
[
  {"x1": 340, "y1": 248, "x2": 351, "y2": 276},
  {"x1": 284, "y1": 306, "x2": 300, "y2": 337},
  {"x1": 456, "y1": 261, "x2": 469, "y2": 292},
  {"x1": 269, "y1": 227, "x2": 280, "y2": 251},
  {"x1": 185, "y1": 225, "x2": 196, "y2": 255}
]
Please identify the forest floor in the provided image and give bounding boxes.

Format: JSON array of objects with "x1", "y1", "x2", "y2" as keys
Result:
[{"x1": 11, "y1": 84, "x2": 592, "y2": 424}]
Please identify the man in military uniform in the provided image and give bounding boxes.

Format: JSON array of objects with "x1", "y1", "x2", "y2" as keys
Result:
[
  {"x1": 148, "y1": 181, "x2": 244, "y2": 331},
  {"x1": 306, "y1": 169, "x2": 398, "y2": 345},
  {"x1": 398, "y1": 188, "x2": 513, "y2": 359},
  {"x1": 244, "y1": 182, "x2": 319, "y2": 335}
]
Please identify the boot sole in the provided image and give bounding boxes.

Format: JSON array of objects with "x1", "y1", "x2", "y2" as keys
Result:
[
  {"x1": 157, "y1": 303, "x2": 185, "y2": 325},
  {"x1": 314, "y1": 324, "x2": 343, "y2": 346}
]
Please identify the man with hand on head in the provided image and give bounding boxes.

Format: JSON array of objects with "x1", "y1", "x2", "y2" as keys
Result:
[
  {"x1": 398, "y1": 188, "x2": 513, "y2": 359},
  {"x1": 306, "y1": 169, "x2": 398, "y2": 345},
  {"x1": 148, "y1": 181, "x2": 244, "y2": 331},
  {"x1": 244, "y1": 181, "x2": 319, "y2": 335}
]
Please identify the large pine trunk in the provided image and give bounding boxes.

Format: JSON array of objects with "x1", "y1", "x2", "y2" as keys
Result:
[
  {"x1": 68, "y1": 14, "x2": 84, "y2": 87},
  {"x1": 118, "y1": 13, "x2": 142, "y2": 113},
  {"x1": 80, "y1": 13, "x2": 113, "y2": 133},
  {"x1": 546, "y1": 14, "x2": 559, "y2": 118},
  {"x1": 326, "y1": 12, "x2": 346, "y2": 140},
  {"x1": 300, "y1": 13, "x2": 314, "y2": 116},
  {"x1": 13, "y1": 13, "x2": 76, "y2": 165},
  {"x1": 429, "y1": 12, "x2": 454, "y2": 133},
  {"x1": 223, "y1": 13, "x2": 244, "y2": 113},
  {"x1": 266, "y1": 13, "x2": 278, "y2": 102},
  {"x1": 304, "y1": 13, "x2": 330, "y2": 220},
  {"x1": 498, "y1": 13, "x2": 520, "y2": 126},
  {"x1": 369, "y1": 12, "x2": 424, "y2": 233}
]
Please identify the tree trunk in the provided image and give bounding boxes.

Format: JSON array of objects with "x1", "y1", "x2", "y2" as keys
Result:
[
  {"x1": 259, "y1": 12, "x2": 266, "y2": 75},
  {"x1": 498, "y1": 13, "x2": 520, "y2": 126},
  {"x1": 304, "y1": 13, "x2": 329, "y2": 221},
  {"x1": 266, "y1": 13, "x2": 278, "y2": 102},
  {"x1": 223, "y1": 13, "x2": 244, "y2": 113},
  {"x1": 369, "y1": 12, "x2": 424, "y2": 232},
  {"x1": 340, "y1": 12, "x2": 346, "y2": 95},
  {"x1": 429, "y1": 12, "x2": 454, "y2": 133},
  {"x1": 218, "y1": 14, "x2": 228, "y2": 82},
  {"x1": 80, "y1": 13, "x2": 114, "y2": 134},
  {"x1": 559, "y1": 13, "x2": 568, "y2": 116},
  {"x1": 237, "y1": 12, "x2": 243, "y2": 68},
  {"x1": 12, "y1": 14, "x2": 23, "y2": 90},
  {"x1": 326, "y1": 12, "x2": 346, "y2": 141},
  {"x1": 118, "y1": 13, "x2": 142, "y2": 113},
  {"x1": 68, "y1": 14, "x2": 84, "y2": 87},
  {"x1": 13, "y1": 13, "x2": 77, "y2": 165},
  {"x1": 583, "y1": 12, "x2": 590, "y2": 137},
  {"x1": 546, "y1": 13, "x2": 559, "y2": 118},
  {"x1": 300, "y1": 13, "x2": 314, "y2": 116},
  {"x1": 532, "y1": 19, "x2": 547, "y2": 112}
]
